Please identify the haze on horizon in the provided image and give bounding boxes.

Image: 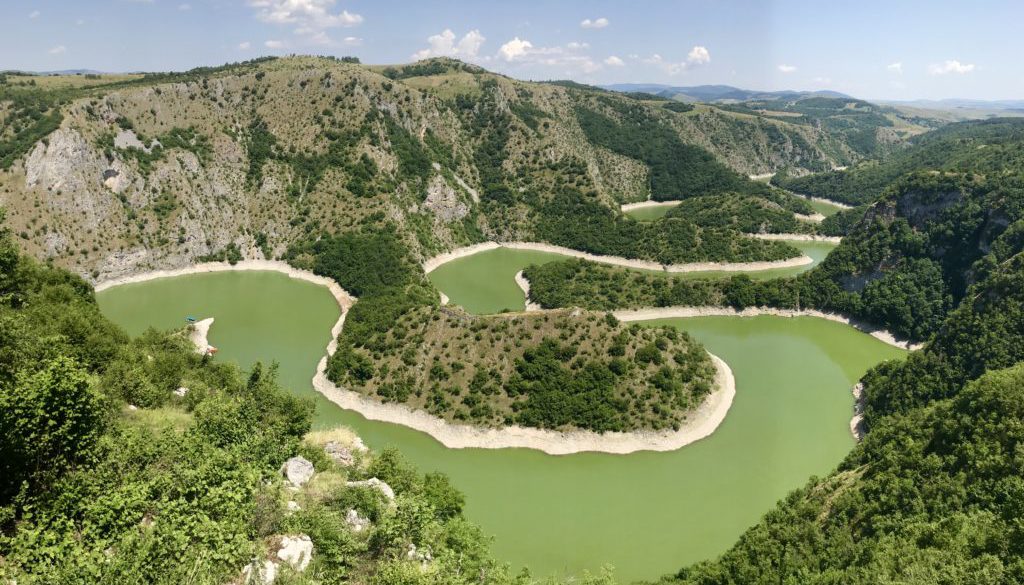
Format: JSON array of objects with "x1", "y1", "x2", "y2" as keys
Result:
[{"x1": 2, "y1": 0, "x2": 1022, "y2": 102}]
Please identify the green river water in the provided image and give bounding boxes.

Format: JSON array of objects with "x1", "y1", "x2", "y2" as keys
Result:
[{"x1": 97, "y1": 266, "x2": 903, "y2": 582}]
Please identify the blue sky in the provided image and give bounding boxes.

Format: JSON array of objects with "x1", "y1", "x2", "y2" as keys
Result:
[{"x1": 3, "y1": 0, "x2": 1022, "y2": 100}]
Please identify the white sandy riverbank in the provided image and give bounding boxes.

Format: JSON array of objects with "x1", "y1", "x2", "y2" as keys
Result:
[
  {"x1": 612, "y1": 306, "x2": 923, "y2": 350},
  {"x1": 313, "y1": 352, "x2": 735, "y2": 455},
  {"x1": 514, "y1": 270, "x2": 542, "y2": 312},
  {"x1": 794, "y1": 212, "x2": 827, "y2": 222},
  {"x1": 799, "y1": 194, "x2": 854, "y2": 211},
  {"x1": 188, "y1": 317, "x2": 214, "y2": 354},
  {"x1": 850, "y1": 382, "x2": 866, "y2": 441},
  {"x1": 620, "y1": 200, "x2": 682, "y2": 212},
  {"x1": 423, "y1": 241, "x2": 813, "y2": 275},
  {"x1": 751, "y1": 233, "x2": 843, "y2": 243}
]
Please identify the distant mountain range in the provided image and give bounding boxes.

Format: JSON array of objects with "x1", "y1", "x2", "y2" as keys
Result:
[
  {"x1": 601, "y1": 83, "x2": 851, "y2": 103},
  {"x1": 2, "y1": 69, "x2": 107, "y2": 76},
  {"x1": 876, "y1": 98, "x2": 1024, "y2": 112}
]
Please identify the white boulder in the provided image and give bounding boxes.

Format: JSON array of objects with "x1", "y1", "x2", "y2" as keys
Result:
[
  {"x1": 277, "y1": 534, "x2": 314, "y2": 572},
  {"x1": 241, "y1": 559, "x2": 277, "y2": 585},
  {"x1": 345, "y1": 477, "x2": 395, "y2": 500},
  {"x1": 345, "y1": 508, "x2": 370, "y2": 532},
  {"x1": 324, "y1": 441, "x2": 355, "y2": 466},
  {"x1": 280, "y1": 456, "x2": 314, "y2": 487}
]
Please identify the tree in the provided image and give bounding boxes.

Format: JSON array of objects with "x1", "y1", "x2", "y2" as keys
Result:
[{"x1": 0, "y1": 355, "x2": 106, "y2": 503}]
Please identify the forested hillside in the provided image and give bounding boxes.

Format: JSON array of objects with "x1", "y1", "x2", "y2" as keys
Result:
[
  {"x1": 0, "y1": 57, "x2": 907, "y2": 284},
  {"x1": 773, "y1": 118, "x2": 1024, "y2": 205}
]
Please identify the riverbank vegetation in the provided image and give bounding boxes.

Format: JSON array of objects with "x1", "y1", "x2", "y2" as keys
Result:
[
  {"x1": 327, "y1": 305, "x2": 715, "y2": 433},
  {"x1": 659, "y1": 249, "x2": 1024, "y2": 585},
  {"x1": 527, "y1": 165, "x2": 1024, "y2": 343},
  {"x1": 0, "y1": 212, "x2": 613, "y2": 585},
  {"x1": 534, "y1": 188, "x2": 803, "y2": 265}
]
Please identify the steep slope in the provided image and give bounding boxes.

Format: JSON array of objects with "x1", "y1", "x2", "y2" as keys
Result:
[
  {"x1": 774, "y1": 117, "x2": 1024, "y2": 205},
  {"x1": 1, "y1": 56, "x2": 891, "y2": 283}
]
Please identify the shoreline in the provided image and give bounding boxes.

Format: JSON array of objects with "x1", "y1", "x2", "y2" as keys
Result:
[
  {"x1": 514, "y1": 270, "x2": 542, "y2": 312},
  {"x1": 95, "y1": 260, "x2": 737, "y2": 454},
  {"x1": 94, "y1": 259, "x2": 358, "y2": 362},
  {"x1": 850, "y1": 382, "x2": 866, "y2": 441},
  {"x1": 189, "y1": 317, "x2": 214, "y2": 354},
  {"x1": 620, "y1": 200, "x2": 681, "y2": 212},
  {"x1": 312, "y1": 352, "x2": 736, "y2": 456},
  {"x1": 794, "y1": 212, "x2": 826, "y2": 223},
  {"x1": 423, "y1": 241, "x2": 813, "y2": 275},
  {"x1": 95, "y1": 257, "x2": 905, "y2": 454},
  {"x1": 799, "y1": 194, "x2": 854, "y2": 210},
  {"x1": 751, "y1": 233, "x2": 843, "y2": 243},
  {"x1": 612, "y1": 306, "x2": 923, "y2": 350}
]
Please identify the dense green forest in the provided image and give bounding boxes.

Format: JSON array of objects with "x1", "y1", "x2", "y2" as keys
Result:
[
  {"x1": 327, "y1": 304, "x2": 715, "y2": 433},
  {"x1": 663, "y1": 192, "x2": 816, "y2": 235},
  {"x1": 574, "y1": 98, "x2": 749, "y2": 199},
  {"x1": 528, "y1": 165, "x2": 1024, "y2": 342},
  {"x1": 773, "y1": 118, "x2": 1024, "y2": 205},
  {"x1": 534, "y1": 188, "x2": 802, "y2": 264},
  {"x1": 0, "y1": 212, "x2": 621, "y2": 584}
]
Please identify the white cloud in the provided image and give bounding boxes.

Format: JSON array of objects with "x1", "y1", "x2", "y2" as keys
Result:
[
  {"x1": 498, "y1": 37, "x2": 533, "y2": 61},
  {"x1": 238, "y1": 41, "x2": 252, "y2": 50},
  {"x1": 604, "y1": 55, "x2": 624, "y2": 67},
  {"x1": 813, "y1": 76, "x2": 832, "y2": 85},
  {"x1": 580, "y1": 17, "x2": 609, "y2": 29},
  {"x1": 412, "y1": 29, "x2": 486, "y2": 60},
  {"x1": 265, "y1": 40, "x2": 286, "y2": 49},
  {"x1": 48, "y1": 45, "x2": 66, "y2": 55},
  {"x1": 687, "y1": 45, "x2": 711, "y2": 65},
  {"x1": 887, "y1": 61, "x2": 903, "y2": 74},
  {"x1": 29, "y1": 10, "x2": 41, "y2": 18},
  {"x1": 178, "y1": 3, "x2": 191, "y2": 10},
  {"x1": 496, "y1": 37, "x2": 600, "y2": 72},
  {"x1": 343, "y1": 36, "x2": 362, "y2": 46},
  {"x1": 928, "y1": 59, "x2": 975, "y2": 75},
  {"x1": 636, "y1": 46, "x2": 709, "y2": 76},
  {"x1": 247, "y1": 0, "x2": 363, "y2": 46},
  {"x1": 777, "y1": 64, "x2": 797, "y2": 73}
]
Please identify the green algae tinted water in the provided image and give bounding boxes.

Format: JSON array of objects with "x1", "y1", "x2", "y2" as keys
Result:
[
  {"x1": 427, "y1": 243, "x2": 837, "y2": 314},
  {"x1": 624, "y1": 204, "x2": 677, "y2": 221},
  {"x1": 806, "y1": 198, "x2": 845, "y2": 217},
  {"x1": 97, "y1": 270, "x2": 903, "y2": 582}
]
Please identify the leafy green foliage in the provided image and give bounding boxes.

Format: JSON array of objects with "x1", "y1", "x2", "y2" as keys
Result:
[
  {"x1": 0, "y1": 85, "x2": 64, "y2": 170},
  {"x1": 535, "y1": 189, "x2": 802, "y2": 264},
  {"x1": 774, "y1": 118, "x2": 1024, "y2": 205},
  {"x1": 664, "y1": 192, "x2": 815, "y2": 234},
  {"x1": 0, "y1": 355, "x2": 106, "y2": 504},
  {"x1": 575, "y1": 102, "x2": 748, "y2": 200}
]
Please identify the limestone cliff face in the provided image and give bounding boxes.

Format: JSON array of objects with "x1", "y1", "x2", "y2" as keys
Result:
[{"x1": 0, "y1": 57, "x2": 856, "y2": 281}]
